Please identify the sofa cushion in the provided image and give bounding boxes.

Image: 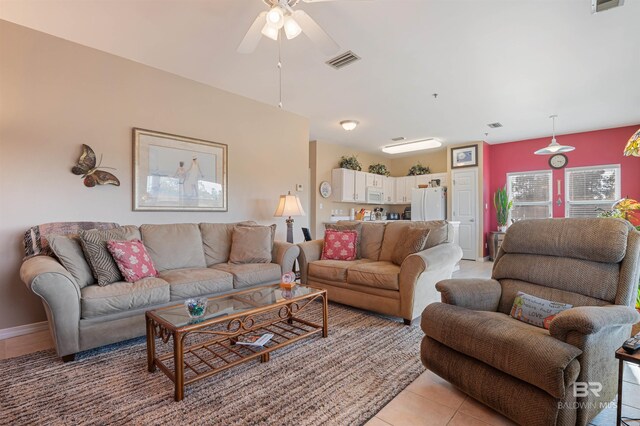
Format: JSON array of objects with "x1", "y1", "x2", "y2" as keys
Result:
[
  {"x1": 347, "y1": 261, "x2": 400, "y2": 291},
  {"x1": 80, "y1": 277, "x2": 169, "y2": 318},
  {"x1": 413, "y1": 220, "x2": 449, "y2": 249},
  {"x1": 212, "y1": 262, "x2": 282, "y2": 289},
  {"x1": 360, "y1": 222, "x2": 387, "y2": 261},
  {"x1": 159, "y1": 268, "x2": 233, "y2": 300},
  {"x1": 79, "y1": 225, "x2": 141, "y2": 286},
  {"x1": 422, "y1": 303, "x2": 583, "y2": 399},
  {"x1": 391, "y1": 228, "x2": 431, "y2": 266},
  {"x1": 48, "y1": 234, "x2": 94, "y2": 288},
  {"x1": 378, "y1": 221, "x2": 413, "y2": 262},
  {"x1": 326, "y1": 222, "x2": 363, "y2": 259},
  {"x1": 308, "y1": 259, "x2": 373, "y2": 283},
  {"x1": 200, "y1": 221, "x2": 257, "y2": 266},
  {"x1": 229, "y1": 225, "x2": 274, "y2": 264},
  {"x1": 140, "y1": 224, "x2": 206, "y2": 272}
]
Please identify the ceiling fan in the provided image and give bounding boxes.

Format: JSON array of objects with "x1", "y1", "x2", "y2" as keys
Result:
[{"x1": 237, "y1": 0, "x2": 346, "y2": 55}]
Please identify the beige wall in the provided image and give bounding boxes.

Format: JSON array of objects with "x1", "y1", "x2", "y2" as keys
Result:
[
  {"x1": 309, "y1": 140, "x2": 390, "y2": 237},
  {"x1": 387, "y1": 148, "x2": 448, "y2": 176},
  {"x1": 0, "y1": 21, "x2": 310, "y2": 329}
]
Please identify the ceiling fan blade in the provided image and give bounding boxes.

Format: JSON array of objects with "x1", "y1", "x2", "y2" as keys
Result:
[
  {"x1": 237, "y1": 11, "x2": 267, "y2": 54},
  {"x1": 292, "y1": 10, "x2": 340, "y2": 55}
]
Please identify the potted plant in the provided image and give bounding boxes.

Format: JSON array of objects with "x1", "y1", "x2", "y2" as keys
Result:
[
  {"x1": 407, "y1": 163, "x2": 430, "y2": 176},
  {"x1": 339, "y1": 155, "x2": 362, "y2": 171},
  {"x1": 368, "y1": 163, "x2": 390, "y2": 176},
  {"x1": 494, "y1": 186, "x2": 512, "y2": 232},
  {"x1": 598, "y1": 198, "x2": 640, "y2": 311}
]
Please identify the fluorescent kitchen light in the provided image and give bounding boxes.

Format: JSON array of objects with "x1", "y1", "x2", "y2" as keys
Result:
[{"x1": 382, "y1": 138, "x2": 442, "y2": 154}]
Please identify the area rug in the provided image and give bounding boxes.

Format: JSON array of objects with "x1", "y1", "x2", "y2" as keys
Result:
[{"x1": 0, "y1": 302, "x2": 425, "y2": 426}]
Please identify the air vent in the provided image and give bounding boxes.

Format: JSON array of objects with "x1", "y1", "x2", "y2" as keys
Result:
[
  {"x1": 326, "y1": 51, "x2": 361, "y2": 69},
  {"x1": 487, "y1": 122, "x2": 503, "y2": 128},
  {"x1": 592, "y1": 0, "x2": 624, "y2": 13},
  {"x1": 391, "y1": 136, "x2": 406, "y2": 142}
]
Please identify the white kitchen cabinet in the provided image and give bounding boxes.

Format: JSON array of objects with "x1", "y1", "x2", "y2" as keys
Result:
[
  {"x1": 415, "y1": 173, "x2": 449, "y2": 188},
  {"x1": 332, "y1": 168, "x2": 368, "y2": 202},
  {"x1": 365, "y1": 173, "x2": 384, "y2": 188},
  {"x1": 354, "y1": 171, "x2": 367, "y2": 202},
  {"x1": 394, "y1": 176, "x2": 417, "y2": 204},
  {"x1": 383, "y1": 176, "x2": 395, "y2": 204}
]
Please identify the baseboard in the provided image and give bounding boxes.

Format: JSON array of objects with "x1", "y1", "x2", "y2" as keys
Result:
[
  {"x1": 0, "y1": 321, "x2": 48, "y2": 340},
  {"x1": 476, "y1": 256, "x2": 491, "y2": 262}
]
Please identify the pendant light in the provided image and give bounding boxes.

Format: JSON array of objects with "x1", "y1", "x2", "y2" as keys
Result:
[{"x1": 534, "y1": 115, "x2": 575, "y2": 155}]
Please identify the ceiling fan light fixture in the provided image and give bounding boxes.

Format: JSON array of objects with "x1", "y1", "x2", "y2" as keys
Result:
[
  {"x1": 340, "y1": 120, "x2": 359, "y2": 131},
  {"x1": 266, "y1": 6, "x2": 285, "y2": 29},
  {"x1": 283, "y1": 15, "x2": 302, "y2": 40},
  {"x1": 534, "y1": 115, "x2": 575, "y2": 155},
  {"x1": 261, "y1": 22, "x2": 279, "y2": 41},
  {"x1": 382, "y1": 138, "x2": 442, "y2": 154}
]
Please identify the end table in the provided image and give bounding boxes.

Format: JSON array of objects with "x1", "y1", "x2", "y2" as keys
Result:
[{"x1": 615, "y1": 347, "x2": 640, "y2": 425}]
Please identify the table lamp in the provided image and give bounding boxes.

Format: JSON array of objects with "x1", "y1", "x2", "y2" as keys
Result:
[{"x1": 274, "y1": 191, "x2": 306, "y2": 244}]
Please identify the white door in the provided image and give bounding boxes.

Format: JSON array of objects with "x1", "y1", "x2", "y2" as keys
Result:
[{"x1": 452, "y1": 168, "x2": 478, "y2": 260}]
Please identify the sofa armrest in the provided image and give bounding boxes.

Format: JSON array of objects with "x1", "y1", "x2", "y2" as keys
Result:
[
  {"x1": 399, "y1": 242, "x2": 463, "y2": 321},
  {"x1": 296, "y1": 239, "x2": 324, "y2": 284},
  {"x1": 435, "y1": 278, "x2": 502, "y2": 312},
  {"x1": 272, "y1": 241, "x2": 300, "y2": 274},
  {"x1": 549, "y1": 305, "x2": 640, "y2": 341},
  {"x1": 19, "y1": 256, "x2": 81, "y2": 356}
]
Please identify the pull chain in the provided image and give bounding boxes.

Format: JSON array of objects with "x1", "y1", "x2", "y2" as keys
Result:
[{"x1": 278, "y1": 31, "x2": 283, "y2": 109}]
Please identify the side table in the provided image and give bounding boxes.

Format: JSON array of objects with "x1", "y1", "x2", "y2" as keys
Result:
[
  {"x1": 488, "y1": 231, "x2": 506, "y2": 261},
  {"x1": 615, "y1": 347, "x2": 640, "y2": 425}
]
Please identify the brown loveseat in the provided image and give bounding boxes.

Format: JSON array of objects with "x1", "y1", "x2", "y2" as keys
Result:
[
  {"x1": 297, "y1": 220, "x2": 462, "y2": 324},
  {"x1": 421, "y1": 218, "x2": 640, "y2": 426}
]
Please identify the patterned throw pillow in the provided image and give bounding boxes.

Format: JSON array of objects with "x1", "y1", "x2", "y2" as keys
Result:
[
  {"x1": 391, "y1": 227, "x2": 431, "y2": 266},
  {"x1": 510, "y1": 292, "x2": 573, "y2": 329},
  {"x1": 79, "y1": 225, "x2": 140, "y2": 286},
  {"x1": 321, "y1": 230, "x2": 358, "y2": 261},
  {"x1": 106, "y1": 240, "x2": 158, "y2": 283},
  {"x1": 325, "y1": 222, "x2": 363, "y2": 259}
]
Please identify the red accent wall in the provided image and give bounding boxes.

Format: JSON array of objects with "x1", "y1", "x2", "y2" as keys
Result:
[
  {"x1": 482, "y1": 142, "x2": 491, "y2": 257},
  {"x1": 488, "y1": 125, "x2": 640, "y2": 232}
]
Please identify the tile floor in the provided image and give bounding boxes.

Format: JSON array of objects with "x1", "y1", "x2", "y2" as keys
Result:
[{"x1": 1, "y1": 260, "x2": 639, "y2": 426}]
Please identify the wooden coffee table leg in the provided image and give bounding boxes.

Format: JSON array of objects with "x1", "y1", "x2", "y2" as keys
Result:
[
  {"x1": 261, "y1": 352, "x2": 270, "y2": 363},
  {"x1": 174, "y1": 332, "x2": 184, "y2": 402},
  {"x1": 322, "y1": 293, "x2": 328, "y2": 338},
  {"x1": 146, "y1": 316, "x2": 156, "y2": 373},
  {"x1": 617, "y1": 358, "x2": 624, "y2": 426}
]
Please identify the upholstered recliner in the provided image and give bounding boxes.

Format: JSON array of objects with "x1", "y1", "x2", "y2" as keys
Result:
[{"x1": 421, "y1": 218, "x2": 640, "y2": 426}]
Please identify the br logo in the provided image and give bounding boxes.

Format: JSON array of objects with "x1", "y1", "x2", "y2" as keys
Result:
[{"x1": 573, "y1": 382, "x2": 603, "y2": 397}]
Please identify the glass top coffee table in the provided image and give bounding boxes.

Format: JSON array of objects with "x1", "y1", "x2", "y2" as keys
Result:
[{"x1": 145, "y1": 283, "x2": 328, "y2": 401}]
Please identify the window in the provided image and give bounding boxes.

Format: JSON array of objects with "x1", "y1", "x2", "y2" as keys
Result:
[
  {"x1": 507, "y1": 170, "x2": 553, "y2": 222},
  {"x1": 565, "y1": 165, "x2": 620, "y2": 218}
]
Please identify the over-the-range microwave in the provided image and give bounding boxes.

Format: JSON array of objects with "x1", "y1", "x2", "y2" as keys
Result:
[{"x1": 366, "y1": 187, "x2": 384, "y2": 204}]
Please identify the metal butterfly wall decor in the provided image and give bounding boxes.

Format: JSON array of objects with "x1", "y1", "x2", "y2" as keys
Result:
[{"x1": 71, "y1": 144, "x2": 120, "y2": 187}]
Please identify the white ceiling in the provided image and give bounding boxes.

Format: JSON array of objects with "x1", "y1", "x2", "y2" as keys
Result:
[{"x1": 2, "y1": 0, "x2": 639, "y2": 155}]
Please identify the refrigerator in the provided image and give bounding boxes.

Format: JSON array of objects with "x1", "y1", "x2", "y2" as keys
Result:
[{"x1": 411, "y1": 187, "x2": 446, "y2": 221}]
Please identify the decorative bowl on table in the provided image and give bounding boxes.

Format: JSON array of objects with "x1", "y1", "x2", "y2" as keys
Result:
[{"x1": 185, "y1": 297, "x2": 208, "y2": 318}]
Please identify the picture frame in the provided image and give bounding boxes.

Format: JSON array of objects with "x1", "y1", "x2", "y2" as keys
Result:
[
  {"x1": 451, "y1": 144, "x2": 478, "y2": 168},
  {"x1": 132, "y1": 128, "x2": 228, "y2": 211}
]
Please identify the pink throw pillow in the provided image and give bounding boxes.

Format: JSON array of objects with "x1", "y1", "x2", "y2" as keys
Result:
[
  {"x1": 321, "y1": 230, "x2": 358, "y2": 261},
  {"x1": 106, "y1": 239, "x2": 158, "y2": 283}
]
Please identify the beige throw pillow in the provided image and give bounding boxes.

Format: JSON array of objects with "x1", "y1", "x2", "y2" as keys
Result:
[
  {"x1": 48, "y1": 234, "x2": 95, "y2": 288},
  {"x1": 325, "y1": 222, "x2": 363, "y2": 259},
  {"x1": 229, "y1": 225, "x2": 274, "y2": 264},
  {"x1": 412, "y1": 220, "x2": 448, "y2": 249},
  {"x1": 391, "y1": 228, "x2": 431, "y2": 266}
]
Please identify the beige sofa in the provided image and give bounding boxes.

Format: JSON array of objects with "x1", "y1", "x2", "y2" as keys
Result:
[
  {"x1": 20, "y1": 222, "x2": 299, "y2": 361},
  {"x1": 297, "y1": 220, "x2": 462, "y2": 324}
]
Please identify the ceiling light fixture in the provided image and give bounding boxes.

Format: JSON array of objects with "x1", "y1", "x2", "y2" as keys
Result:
[
  {"x1": 340, "y1": 120, "x2": 359, "y2": 131},
  {"x1": 283, "y1": 15, "x2": 302, "y2": 39},
  {"x1": 266, "y1": 6, "x2": 285, "y2": 28},
  {"x1": 261, "y1": 22, "x2": 280, "y2": 41},
  {"x1": 382, "y1": 138, "x2": 442, "y2": 154},
  {"x1": 534, "y1": 115, "x2": 575, "y2": 155}
]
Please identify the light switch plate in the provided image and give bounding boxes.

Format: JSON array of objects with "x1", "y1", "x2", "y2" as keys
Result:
[{"x1": 296, "y1": 184, "x2": 303, "y2": 191}]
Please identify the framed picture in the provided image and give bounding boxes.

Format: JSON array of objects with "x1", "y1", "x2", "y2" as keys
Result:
[
  {"x1": 133, "y1": 128, "x2": 228, "y2": 211},
  {"x1": 451, "y1": 145, "x2": 478, "y2": 168}
]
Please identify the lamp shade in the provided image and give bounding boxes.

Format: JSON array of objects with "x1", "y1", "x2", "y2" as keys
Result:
[
  {"x1": 274, "y1": 193, "x2": 306, "y2": 217},
  {"x1": 624, "y1": 128, "x2": 640, "y2": 157}
]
